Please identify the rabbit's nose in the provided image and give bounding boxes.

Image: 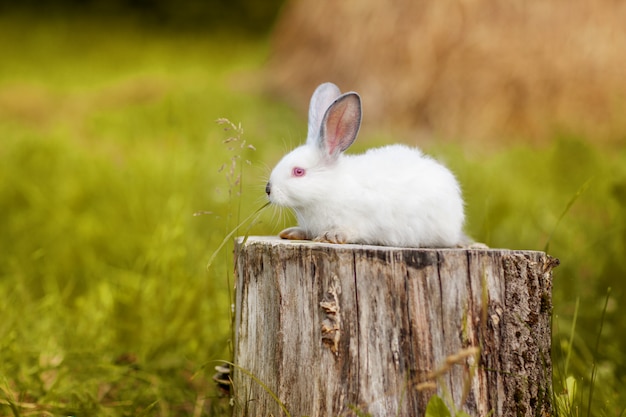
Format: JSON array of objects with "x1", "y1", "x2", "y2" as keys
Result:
[{"x1": 265, "y1": 182, "x2": 271, "y2": 196}]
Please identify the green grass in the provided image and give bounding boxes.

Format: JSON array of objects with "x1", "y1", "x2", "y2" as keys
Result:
[
  {"x1": 0, "y1": 13, "x2": 624, "y2": 416},
  {"x1": 0, "y1": 14, "x2": 300, "y2": 416}
]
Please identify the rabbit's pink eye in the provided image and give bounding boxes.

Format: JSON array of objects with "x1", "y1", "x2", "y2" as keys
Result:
[{"x1": 292, "y1": 167, "x2": 306, "y2": 177}]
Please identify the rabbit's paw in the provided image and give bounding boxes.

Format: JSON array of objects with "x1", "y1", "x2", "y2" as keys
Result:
[
  {"x1": 279, "y1": 227, "x2": 309, "y2": 241},
  {"x1": 314, "y1": 231, "x2": 348, "y2": 244}
]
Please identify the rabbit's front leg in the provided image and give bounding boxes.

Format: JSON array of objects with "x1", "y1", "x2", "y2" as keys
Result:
[{"x1": 279, "y1": 227, "x2": 309, "y2": 241}]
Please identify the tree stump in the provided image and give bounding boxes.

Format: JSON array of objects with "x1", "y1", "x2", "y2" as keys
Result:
[{"x1": 232, "y1": 236, "x2": 558, "y2": 417}]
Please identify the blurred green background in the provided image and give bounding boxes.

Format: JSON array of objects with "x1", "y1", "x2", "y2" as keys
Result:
[{"x1": 0, "y1": 1, "x2": 624, "y2": 416}]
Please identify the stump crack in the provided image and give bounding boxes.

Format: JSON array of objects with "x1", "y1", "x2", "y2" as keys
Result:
[{"x1": 320, "y1": 274, "x2": 342, "y2": 355}]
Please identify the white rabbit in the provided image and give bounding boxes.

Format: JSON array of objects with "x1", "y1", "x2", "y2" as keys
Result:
[{"x1": 265, "y1": 82, "x2": 465, "y2": 248}]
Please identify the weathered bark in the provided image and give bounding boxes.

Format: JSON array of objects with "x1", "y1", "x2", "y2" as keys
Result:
[{"x1": 233, "y1": 236, "x2": 558, "y2": 417}]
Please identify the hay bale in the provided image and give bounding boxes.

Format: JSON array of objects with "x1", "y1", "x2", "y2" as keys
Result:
[{"x1": 267, "y1": 0, "x2": 626, "y2": 143}]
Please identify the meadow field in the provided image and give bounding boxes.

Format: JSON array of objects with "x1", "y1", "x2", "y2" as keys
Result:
[{"x1": 0, "y1": 14, "x2": 624, "y2": 416}]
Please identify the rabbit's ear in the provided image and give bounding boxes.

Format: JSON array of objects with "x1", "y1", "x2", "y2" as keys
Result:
[
  {"x1": 307, "y1": 82, "x2": 342, "y2": 144},
  {"x1": 319, "y1": 92, "x2": 362, "y2": 158}
]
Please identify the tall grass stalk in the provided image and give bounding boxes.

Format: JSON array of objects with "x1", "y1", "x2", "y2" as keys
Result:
[
  {"x1": 204, "y1": 202, "x2": 269, "y2": 271},
  {"x1": 543, "y1": 178, "x2": 592, "y2": 253},
  {"x1": 586, "y1": 287, "x2": 611, "y2": 417},
  {"x1": 219, "y1": 361, "x2": 291, "y2": 417},
  {"x1": 564, "y1": 297, "x2": 580, "y2": 377}
]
